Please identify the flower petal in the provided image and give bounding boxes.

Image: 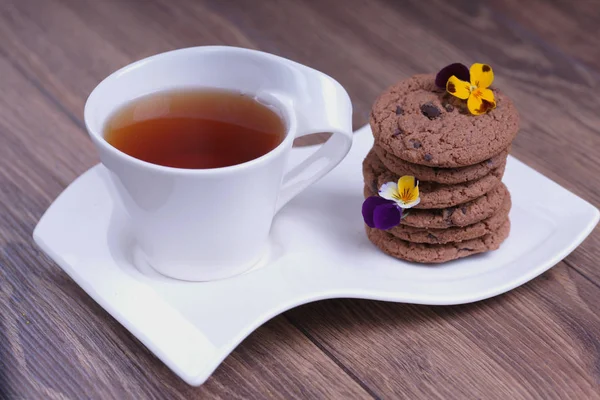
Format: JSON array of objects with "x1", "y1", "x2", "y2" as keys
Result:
[
  {"x1": 373, "y1": 203, "x2": 402, "y2": 230},
  {"x1": 362, "y1": 196, "x2": 394, "y2": 228},
  {"x1": 394, "y1": 175, "x2": 420, "y2": 208},
  {"x1": 435, "y1": 63, "x2": 470, "y2": 88},
  {"x1": 399, "y1": 197, "x2": 420, "y2": 209},
  {"x1": 467, "y1": 88, "x2": 496, "y2": 115},
  {"x1": 469, "y1": 63, "x2": 494, "y2": 89},
  {"x1": 480, "y1": 88, "x2": 496, "y2": 104},
  {"x1": 446, "y1": 76, "x2": 471, "y2": 100},
  {"x1": 378, "y1": 181, "x2": 398, "y2": 201}
]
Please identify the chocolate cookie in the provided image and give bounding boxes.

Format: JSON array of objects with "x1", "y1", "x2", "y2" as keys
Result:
[
  {"x1": 385, "y1": 190, "x2": 511, "y2": 244},
  {"x1": 363, "y1": 149, "x2": 505, "y2": 209},
  {"x1": 370, "y1": 74, "x2": 519, "y2": 167},
  {"x1": 365, "y1": 220, "x2": 511, "y2": 263},
  {"x1": 374, "y1": 144, "x2": 509, "y2": 184},
  {"x1": 364, "y1": 183, "x2": 509, "y2": 229}
]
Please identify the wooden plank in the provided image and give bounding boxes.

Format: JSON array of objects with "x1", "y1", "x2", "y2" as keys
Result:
[
  {"x1": 287, "y1": 265, "x2": 600, "y2": 398},
  {"x1": 0, "y1": 54, "x2": 372, "y2": 399},
  {"x1": 493, "y1": 0, "x2": 600, "y2": 71}
]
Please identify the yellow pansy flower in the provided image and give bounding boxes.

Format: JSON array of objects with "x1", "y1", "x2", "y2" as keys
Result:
[
  {"x1": 378, "y1": 176, "x2": 420, "y2": 209},
  {"x1": 446, "y1": 63, "x2": 496, "y2": 115}
]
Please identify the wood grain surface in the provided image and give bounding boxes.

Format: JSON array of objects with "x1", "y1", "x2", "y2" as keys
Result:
[{"x1": 0, "y1": 0, "x2": 598, "y2": 398}]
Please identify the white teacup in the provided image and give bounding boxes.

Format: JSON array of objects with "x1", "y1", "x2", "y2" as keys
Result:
[{"x1": 84, "y1": 46, "x2": 353, "y2": 281}]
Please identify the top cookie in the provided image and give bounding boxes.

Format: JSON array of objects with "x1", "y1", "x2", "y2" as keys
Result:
[{"x1": 370, "y1": 74, "x2": 519, "y2": 167}]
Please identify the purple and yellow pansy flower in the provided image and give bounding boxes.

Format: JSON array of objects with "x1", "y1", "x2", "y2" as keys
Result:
[
  {"x1": 362, "y1": 176, "x2": 420, "y2": 230},
  {"x1": 446, "y1": 63, "x2": 496, "y2": 115}
]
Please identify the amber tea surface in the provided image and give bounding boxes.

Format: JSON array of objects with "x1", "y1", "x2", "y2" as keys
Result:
[{"x1": 104, "y1": 89, "x2": 286, "y2": 169}]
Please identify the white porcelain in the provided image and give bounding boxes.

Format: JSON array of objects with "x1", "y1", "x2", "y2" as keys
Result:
[
  {"x1": 84, "y1": 46, "x2": 353, "y2": 281},
  {"x1": 34, "y1": 125, "x2": 599, "y2": 386}
]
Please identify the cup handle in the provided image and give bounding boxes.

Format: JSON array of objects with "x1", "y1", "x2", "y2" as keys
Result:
[{"x1": 275, "y1": 76, "x2": 353, "y2": 212}]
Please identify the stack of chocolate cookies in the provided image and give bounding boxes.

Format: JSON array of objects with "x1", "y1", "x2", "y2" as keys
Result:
[{"x1": 364, "y1": 74, "x2": 519, "y2": 263}]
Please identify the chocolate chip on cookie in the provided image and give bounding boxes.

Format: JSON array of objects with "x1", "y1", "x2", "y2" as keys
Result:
[
  {"x1": 420, "y1": 102, "x2": 441, "y2": 119},
  {"x1": 442, "y1": 101, "x2": 454, "y2": 112}
]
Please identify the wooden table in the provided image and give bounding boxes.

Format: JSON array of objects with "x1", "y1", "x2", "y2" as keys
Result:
[{"x1": 1, "y1": 0, "x2": 599, "y2": 398}]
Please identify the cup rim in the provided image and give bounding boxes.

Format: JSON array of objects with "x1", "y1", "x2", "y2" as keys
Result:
[{"x1": 84, "y1": 46, "x2": 298, "y2": 176}]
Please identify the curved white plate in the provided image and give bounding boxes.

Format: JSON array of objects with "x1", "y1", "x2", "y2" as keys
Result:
[{"x1": 33, "y1": 125, "x2": 599, "y2": 386}]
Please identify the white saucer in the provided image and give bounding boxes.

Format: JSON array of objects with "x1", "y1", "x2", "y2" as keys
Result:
[{"x1": 34, "y1": 125, "x2": 599, "y2": 386}]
